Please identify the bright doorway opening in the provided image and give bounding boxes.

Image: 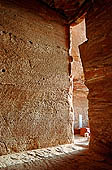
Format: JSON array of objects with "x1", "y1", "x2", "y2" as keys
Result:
[{"x1": 69, "y1": 17, "x2": 90, "y2": 145}]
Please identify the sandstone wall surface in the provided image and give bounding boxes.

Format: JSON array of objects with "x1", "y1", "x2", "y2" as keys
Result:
[
  {"x1": 80, "y1": 0, "x2": 112, "y2": 156},
  {"x1": 0, "y1": 0, "x2": 72, "y2": 155}
]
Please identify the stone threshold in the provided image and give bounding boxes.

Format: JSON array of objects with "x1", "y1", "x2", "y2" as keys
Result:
[{"x1": 0, "y1": 143, "x2": 88, "y2": 170}]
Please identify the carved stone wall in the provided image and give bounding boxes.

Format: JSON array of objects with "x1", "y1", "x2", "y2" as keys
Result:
[
  {"x1": 80, "y1": 0, "x2": 112, "y2": 156},
  {"x1": 0, "y1": 0, "x2": 73, "y2": 155}
]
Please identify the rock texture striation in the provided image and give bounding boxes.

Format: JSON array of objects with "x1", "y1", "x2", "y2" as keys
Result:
[
  {"x1": 41, "y1": 0, "x2": 93, "y2": 24},
  {"x1": 0, "y1": 0, "x2": 73, "y2": 155},
  {"x1": 80, "y1": 0, "x2": 112, "y2": 156}
]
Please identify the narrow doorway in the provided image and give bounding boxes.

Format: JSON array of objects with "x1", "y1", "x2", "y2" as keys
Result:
[{"x1": 69, "y1": 17, "x2": 90, "y2": 146}]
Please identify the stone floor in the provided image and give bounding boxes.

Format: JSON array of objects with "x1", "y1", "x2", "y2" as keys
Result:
[{"x1": 0, "y1": 136, "x2": 112, "y2": 170}]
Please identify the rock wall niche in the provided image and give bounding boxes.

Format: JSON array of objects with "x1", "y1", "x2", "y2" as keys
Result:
[{"x1": 0, "y1": 0, "x2": 73, "y2": 155}]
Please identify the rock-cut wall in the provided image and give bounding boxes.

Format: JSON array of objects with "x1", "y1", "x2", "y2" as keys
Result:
[
  {"x1": 80, "y1": 0, "x2": 112, "y2": 156},
  {"x1": 0, "y1": 0, "x2": 73, "y2": 155}
]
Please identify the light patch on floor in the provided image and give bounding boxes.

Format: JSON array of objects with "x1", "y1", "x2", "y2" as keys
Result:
[{"x1": 0, "y1": 137, "x2": 111, "y2": 170}]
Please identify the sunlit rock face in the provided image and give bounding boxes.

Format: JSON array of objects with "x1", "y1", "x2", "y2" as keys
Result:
[
  {"x1": 70, "y1": 19, "x2": 89, "y2": 128},
  {"x1": 0, "y1": 0, "x2": 73, "y2": 155},
  {"x1": 73, "y1": 81, "x2": 88, "y2": 128},
  {"x1": 80, "y1": 0, "x2": 112, "y2": 156}
]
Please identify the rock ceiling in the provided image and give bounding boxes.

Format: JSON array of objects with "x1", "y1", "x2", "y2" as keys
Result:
[{"x1": 40, "y1": 0, "x2": 93, "y2": 24}]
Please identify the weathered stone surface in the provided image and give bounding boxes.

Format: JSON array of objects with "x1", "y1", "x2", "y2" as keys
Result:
[
  {"x1": 0, "y1": 0, "x2": 73, "y2": 155},
  {"x1": 0, "y1": 142, "x2": 88, "y2": 170},
  {"x1": 0, "y1": 141, "x2": 112, "y2": 170},
  {"x1": 80, "y1": 0, "x2": 112, "y2": 156}
]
